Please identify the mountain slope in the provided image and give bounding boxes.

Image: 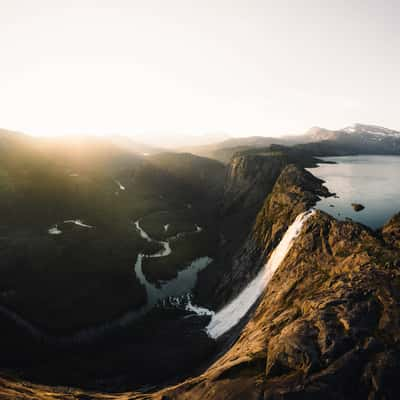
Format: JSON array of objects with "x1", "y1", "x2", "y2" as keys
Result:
[
  {"x1": 1, "y1": 128, "x2": 400, "y2": 398},
  {"x1": 2, "y1": 164, "x2": 400, "y2": 399},
  {"x1": 194, "y1": 149, "x2": 324, "y2": 308},
  {"x1": 183, "y1": 124, "x2": 400, "y2": 162},
  {"x1": 0, "y1": 130, "x2": 225, "y2": 336}
]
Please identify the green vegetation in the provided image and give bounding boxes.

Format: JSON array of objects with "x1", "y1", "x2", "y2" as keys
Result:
[
  {"x1": 0, "y1": 224, "x2": 163, "y2": 334},
  {"x1": 0, "y1": 131, "x2": 225, "y2": 334},
  {"x1": 140, "y1": 209, "x2": 199, "y2": 241},
  {"x1": 142, "y1": 228, "x2": 218, "y2": 285}
]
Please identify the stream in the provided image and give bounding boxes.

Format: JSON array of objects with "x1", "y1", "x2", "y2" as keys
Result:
[
  {"x1": 1, "y1": 212, "x2": 313, "y2": 344},
  {"x1": 0, "y1": 220, "x2": 211, "y2": 344}
]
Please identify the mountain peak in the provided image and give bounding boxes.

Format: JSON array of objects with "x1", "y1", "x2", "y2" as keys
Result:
[
  {"x1": 342, "y1": 123, "x2": 400, "y2": 136},
  {"x1": 304, "y1": 126, "x2": 339, "y2": 141}
]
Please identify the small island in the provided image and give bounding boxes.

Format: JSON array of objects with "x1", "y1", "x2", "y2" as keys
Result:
[{"x1": 351, "y1": 203, "x2": 365, "y2": 212}]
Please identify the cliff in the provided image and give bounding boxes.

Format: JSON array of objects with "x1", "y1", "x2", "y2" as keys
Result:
[
  {"x1": 212, "y1": 164, "x2": 330, "y2": 306},
  {"x1": 220, "y1": 152, "x2": 290, "y2": 256},
  {"x1": 152, "y1": 206, "x2": 400, "y2": 399},
  {"x1": 1, "y1": 159, "x2": 400, "y2": 399},
  {"x1": 196, "y1": 150, "x2": 323, "y2": 308}
]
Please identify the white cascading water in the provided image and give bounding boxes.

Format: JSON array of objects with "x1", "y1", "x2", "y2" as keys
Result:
[
  {"x1": 198, "y1": 210, "x2": 314, "y2": 339},
  {"x1": 2, "y1": 211, "x2": 313, "y2": 344}
]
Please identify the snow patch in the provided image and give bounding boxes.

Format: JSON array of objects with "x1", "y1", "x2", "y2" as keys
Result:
[
  {"x1": 203, "y1": 210, "x2": 314, "y2": 339},
  {"x1": 343, "y1": 124, "x2": 400, "y2": 137}
]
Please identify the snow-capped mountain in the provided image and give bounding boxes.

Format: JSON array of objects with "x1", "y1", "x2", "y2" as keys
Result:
[
  {"x1": 342, "y1": 123, "x2": 400, "y2": 137},
  {"x1": 300, "y1": 123, "x2": 400, "y2": 156}
]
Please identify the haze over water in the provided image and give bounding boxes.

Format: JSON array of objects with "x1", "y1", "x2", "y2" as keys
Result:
[{"x1": 309, "y1": 155, "x2": 400, "y2": 229}]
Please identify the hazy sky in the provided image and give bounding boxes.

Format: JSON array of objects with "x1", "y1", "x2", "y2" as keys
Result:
[{"x1": 0, "y1": 0, "x2": 399, "y2": 139}]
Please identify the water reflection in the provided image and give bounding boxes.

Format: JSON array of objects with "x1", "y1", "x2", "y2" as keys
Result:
[{"x1": 307, "y1": 155, "x2": 400, "y2": 229}]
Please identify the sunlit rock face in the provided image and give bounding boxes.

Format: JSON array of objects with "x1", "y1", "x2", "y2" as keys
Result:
[
  {"x1": 212, "y1": 164, "x2": 330, "y2": 308},
  {"x1": 4, "y1": 171, "x2": 400, "y2": 399},
  {"x1": 382, "y1": 212, "x2": 400, "y2": 250},
  {"x1": 205, "y1": 210, "x2": 314, "y2": 339},
  {"x1": 151, "y1": 212, "x2": 400, "y2": 400},
  {"x1": 2, "y1": 150, "x2": 400, "y2": 399}
]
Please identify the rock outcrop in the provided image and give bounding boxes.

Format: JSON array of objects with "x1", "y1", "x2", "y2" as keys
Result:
[
  {"x1": 213, "y1": 163, "x2": 330, "y2": 306},
  {"x1": 195, "y1": 152, "x2": 294, "y2": 308},
  {"x1": 352, "y1": 203, "x2": 365, "y2": 212},
  {"x1": 1, "y1": 158, "x2": 400, "y2": 399},
  {"x1": 3, "y1": 208, "x2": 400, "y2": 399},
  {"x1": 382, "y1": 212, "x2": 400, "y2": 250},
  {"x1": 154, "y1": 210, "x2": 400, "y2": 400},
  {"x1": 219, "y1": 152, "x2": 290, "y2": 259}
]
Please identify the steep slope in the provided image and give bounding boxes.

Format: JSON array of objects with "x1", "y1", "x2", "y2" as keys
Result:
[
  {"x1": 195, "y1": 149, "x2": 324, "y2": 308},
  {"x1": 148, "y1": 152, "x2": 226, "y2": 200},
  {"x1": 0, "y1": 130, "x2": 223, "y2": 338},
  {"x1": 1, "y1": 127, "x2": 400, "y2": 398},
  {"x1": 2, "y1": 165, "x2": 400, "y2": 399},
  {"x1": 209, "y1": 163, "x2": 330, "y2": 307},
  {"x1": 0, "y1": 129, "x2": 235, "y2": 392},
  {"x1": 153, "y1": 211, "x2": 400, "y2": 400}
]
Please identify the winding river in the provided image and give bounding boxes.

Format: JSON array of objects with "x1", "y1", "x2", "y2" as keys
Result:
[
  {"x1": 0, "y1": 220, "x2": 211, "y2": 345},
  {"x1": 133, "y1": 220, "x2": 212, "y2": 314},
  {"x1": 1, "y1": 211, "x2": 313, "y2": 344},
  {"x1": 185, "y1": 210, "x2": 315, "y2": 339}
]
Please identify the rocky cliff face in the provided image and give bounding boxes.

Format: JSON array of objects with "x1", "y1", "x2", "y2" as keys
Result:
[
  {"x1": 219, "y1": 153, "x2": 290, "y2": 256},
  {"x1": 223, "y1": 153, "x2": 289, "y2": 213},
  {"x1": 195, "y1": 152, "x2": 294, "y2": 308},
  {"x1": 197, "y1": 150, "x2": 323, "y2": 308},
  {"x1": 3, "y1": 205, "x2": 400, "y2": 400},
  {"x1": 212, "y1": 163, "x2": 330, "y2": 306},
  {"x1": 1, "y1": 159, "x2": 400, "y2": 399},
  {"x1": 152, "y1": 210, "x2": 400, "y2": 400}
]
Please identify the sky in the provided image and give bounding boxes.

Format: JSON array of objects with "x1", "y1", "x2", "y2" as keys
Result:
[{"x1": 0, "y1": 0, "x2": 399, "y2": 141}]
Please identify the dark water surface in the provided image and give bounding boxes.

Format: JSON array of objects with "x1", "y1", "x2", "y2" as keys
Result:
[{"x1": 307, "y1": 155, "x2": 400, "y2": 229}]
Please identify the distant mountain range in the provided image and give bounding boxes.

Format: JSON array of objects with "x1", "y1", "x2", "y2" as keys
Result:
[
  {"x1": 2, "y1": 123, "x2": 400, "y2": 162},
  {"x1": 183, "y1": 123, "x2": 400, "y2": 162}
]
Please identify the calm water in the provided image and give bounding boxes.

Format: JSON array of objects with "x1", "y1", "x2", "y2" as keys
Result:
[{"x1": 307, "y1": 155, "x2": 400, "y2": 229}]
